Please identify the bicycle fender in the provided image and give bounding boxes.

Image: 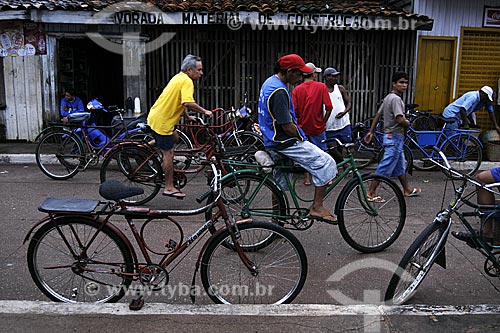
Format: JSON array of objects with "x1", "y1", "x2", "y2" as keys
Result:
[
  {"x1": 23, "y1": 215, "x2": 138, "y2": 265},
  {"x1": 34, "y1": 125, "x2": 72, "y2": 142},
  {"x1": 101, "y1": 141, "x2": 153, "y2": 159},
  {"x1": 23, "y1": 215, "x2": 54, "y2": 244},
  {"x1": 443, "y1": 133, "x2": 483, "y2": 148}
]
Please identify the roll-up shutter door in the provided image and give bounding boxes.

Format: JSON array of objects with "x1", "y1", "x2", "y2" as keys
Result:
[{"x1": 458, "y1": 28, "x2": 500, "y2": 128}]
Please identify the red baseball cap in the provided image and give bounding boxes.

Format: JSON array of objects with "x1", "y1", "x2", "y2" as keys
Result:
[{"x1": 278, "y1": 54, "x2": 314, "y2": 73}]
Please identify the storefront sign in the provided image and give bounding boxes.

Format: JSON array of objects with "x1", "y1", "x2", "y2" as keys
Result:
[
  {"x1": 110, "y1": 11, "x2": 418, "y2": 31},
  {"x1": 483, "y1": 7, "x2": 500, "y2": 27}
]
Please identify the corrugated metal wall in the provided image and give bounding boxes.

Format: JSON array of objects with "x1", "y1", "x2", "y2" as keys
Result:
[
  {"x1": 458, "y1": 28, "x2": 500, "y2": 128},
  {"x1": 146, "y1": 26, "x2": 416, "y2": 124},
  {"x1": 414, "y1": 0, "x2": 500, "y2": 37}
]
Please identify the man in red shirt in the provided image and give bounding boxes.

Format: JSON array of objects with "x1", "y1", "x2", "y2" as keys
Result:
[{"x1": 292, "y1": 62, "x2": 334, "y2": 185}]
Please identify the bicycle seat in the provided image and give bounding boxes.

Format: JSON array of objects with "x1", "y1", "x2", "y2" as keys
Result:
[
  {"x1": 67, "y1": 112, "x2": 91, "y2": 123},
  {"x1": 99, "y1": 180, "x2": 144, "y2": 201},
  {"x1": 437, "y1": 115, "x2": 455, "y2": 123}
]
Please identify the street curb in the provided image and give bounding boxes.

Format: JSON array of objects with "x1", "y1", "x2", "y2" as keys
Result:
[
  {"x1": 0, "y1": 153, "x2": 497, "y2": 171},
  {"x1": 1, "y1": 300, "x2": 500, "y2": 316},
  {"x1": 0, "y1": 154, "x2": 36, "y2": 164}
]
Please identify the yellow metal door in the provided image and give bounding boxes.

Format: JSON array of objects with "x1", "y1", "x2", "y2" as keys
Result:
[{"x1": 414, "y1": 37, "x2": 456, "y2": 114}]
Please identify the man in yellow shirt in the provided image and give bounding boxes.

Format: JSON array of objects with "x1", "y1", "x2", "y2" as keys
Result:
[{"x1": 148, "y1": 54, "x2": 212, "y2": 199}]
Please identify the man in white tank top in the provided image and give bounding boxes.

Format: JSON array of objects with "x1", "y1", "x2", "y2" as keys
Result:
[{"x1": 324, "y1": 67, "x2": 352, "y2": 162}]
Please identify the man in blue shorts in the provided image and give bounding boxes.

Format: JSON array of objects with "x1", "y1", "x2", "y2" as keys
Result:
[
  {"x1": 452, "y1": 167, "x2": 500, "y2": 245},
  {"x1": 258, "y1": 54, "x2": 338, "y2": 223},
  {"x1": 364, "y1": 71, "x2": 421, "y2": 199},
  {"x1": 442, "y1": 86, "x2": 500, "y2": 136},
  {"x1": 324, "y1": 67, "x2": 352, "y2": 163}
]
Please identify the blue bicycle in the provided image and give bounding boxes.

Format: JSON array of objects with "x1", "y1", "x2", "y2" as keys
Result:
[
  {"x1": 405, "y1": 116, "x2": 482, "y2": 176},
  {"x1": 35, "y1": 100, "x2": 149, "y2": 180}
]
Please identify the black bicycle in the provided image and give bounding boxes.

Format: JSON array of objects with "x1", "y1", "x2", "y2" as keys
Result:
[{"x1": 385, "y1": 148, "x2": 500, "y2": 305}]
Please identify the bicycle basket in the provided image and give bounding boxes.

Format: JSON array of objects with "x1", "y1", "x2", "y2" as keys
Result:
[
  {"x1": 67, "y1": 112, "x2": 91, "y2": 124},
  {"x1": 416, "y1": 131, "x2": 439, "y2": 146}
]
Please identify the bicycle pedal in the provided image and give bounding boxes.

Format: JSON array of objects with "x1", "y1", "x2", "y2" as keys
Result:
[{"x1": 129, "y1": 296, "x2": 144, "y2": 311}]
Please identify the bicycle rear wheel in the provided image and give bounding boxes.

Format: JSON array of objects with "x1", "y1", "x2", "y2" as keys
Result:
[
  {"x1": 35, "y1": 129, "x2": 84, "y2": 180},
  {"x1": 411, "y1": 114, "x2": 437, "y2": 131},
  {"x1": 173, "y1": 129, "x2": 194, "y2": 170},
  {"x1": 349, "y1": 124, "x2": 379, "y2": 169},
  {"x1": 385, "y1": 221, "x2": 448, "y2": 305},
  {"x1": 27, "y1": 217, "x2": 134, "y2": 303},
  {"x1": 441, "y1": 135, "x2": 482, "y2": 177},
  {"x1": 337, "y1": 174, "x2": 406, "y2": 253},
  {"x1": 100, "y1": 144, "x2": 162, "y2": 205},
  {"x1": 201, "y1": 221, "x2": 307, "y2": 304}
]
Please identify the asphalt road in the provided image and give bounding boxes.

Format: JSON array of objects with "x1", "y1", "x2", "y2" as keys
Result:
[{"x1": 0, "y1": 163, "x2": 499, "y2": 331}]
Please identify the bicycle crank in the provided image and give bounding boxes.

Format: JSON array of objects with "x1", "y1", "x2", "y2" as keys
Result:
[
  {"x1": 139, "y1": 264, "x2": 169, "y2": 290},
  {"x1": 174, "y1": 172, "x2": 187, "y2": 189},
  {"x1": 290, "y1": 209, "x2": 314, "y2": 230}
]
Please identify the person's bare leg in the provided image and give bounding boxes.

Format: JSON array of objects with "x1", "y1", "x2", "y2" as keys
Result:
[
  {"x1": 162, "y1": 148, "x2": 177, "y2": 193},
  {"x1": 309, "y1": 184, "x2": 336, "y2": 222},
  {"x1": 367, "y1": 179, "x2": 379, "y2": 198},
  {"x1": 398, "y1": 173, "x2": 412, "y2": 196},
  {"x1": 477, "y1": 170, "x2": 496, "y2": 236}
]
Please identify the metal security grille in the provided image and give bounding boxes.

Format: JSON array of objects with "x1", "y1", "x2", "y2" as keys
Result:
[
  {"x1": 458, "y1": 28, "x2": 500, "y2": 128},
  {"x1": 145, "y1": 26, "x2": 416, "y2": 125}
]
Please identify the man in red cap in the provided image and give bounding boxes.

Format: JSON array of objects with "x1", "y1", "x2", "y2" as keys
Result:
[{"x1": 258, "y1": 54, "x2": 338, "y2": 224}]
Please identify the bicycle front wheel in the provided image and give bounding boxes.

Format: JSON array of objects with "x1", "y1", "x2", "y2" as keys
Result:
[
  {"x1": 441, "y1": 135, "x2": 482, "y2": 177},
  {"x1": 337, "y1": 174, "x2": 406, "y2": 253},
  {"x1": 385, "y1": 221, "x2": 448, "y2": 305},
  {"x1": 35, "y1": 129, "x2": 84, "y2": 180},
  {"x1": 100, "y1": 144, "x2": 162, "y2": 205},
  {"x1": 27, "y1": 217, "x2": 134, "y2": 303},
  {"x1": 201, "y1": 221, "x2": 307, "y2": 304}
]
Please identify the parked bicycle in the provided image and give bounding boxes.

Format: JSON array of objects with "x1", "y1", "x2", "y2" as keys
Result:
[
  {"x1": 404, "y1": 117, "x2": 482, "y2": 174},
  {"x1": 25, "y1": 161, "x2": 308, "y2": 307},
  {"x1": 349, "y1": 117, "x2": 413, "y2": 172},
  {"x1": 385, "y1": 148, "x2": 500, "y2": 305},
  {"x1": 99, "y1": 117, "x2": 260, "y2": 205},
  {"x1": 35, "y1": 101, "x2": 149, "y2": 180},
  {"x1": 405, "y1": 103, "x2": 438, "y2": 131},
  {"x1": 176, "y1": 107, "x2": 263, "y2": 150},
  {"x1": 206, "y1": 139, "x2": 407, "y2": 253}
]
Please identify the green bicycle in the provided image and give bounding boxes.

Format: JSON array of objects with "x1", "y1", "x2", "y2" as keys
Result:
[{"x1": 206, "y1": 141, "x2": 407, "y2": 253}]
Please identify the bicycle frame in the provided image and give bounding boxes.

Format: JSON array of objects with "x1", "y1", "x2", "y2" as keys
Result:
[
  {"x1": 428, "y1": 152, "x2": 500, "y2": 267},
  {"x1": 176, "y1": 108, "x2": 246, "y2": 147},
  {"x1": 221, "y1": 146, "x2": 376, "y2": 223},
  {"x1": 406, "y1": 126, "x2": 481, "y2": 161},
  {"x1": 25, "y1": 163, "x2": 256, "y2": 282}
]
